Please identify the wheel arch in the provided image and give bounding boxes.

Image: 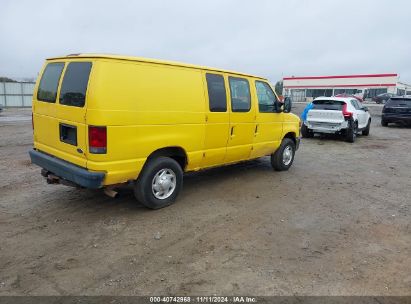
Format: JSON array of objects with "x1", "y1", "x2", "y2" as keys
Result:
[
  {"x1": 146, "y1": 146, "x2": 188, "y2": 171},
  {"x1": 283, "y1": 132, "x2": 297, "y2": 145}
]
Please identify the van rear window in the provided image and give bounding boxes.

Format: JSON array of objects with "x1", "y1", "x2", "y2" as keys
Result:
[
  {"x1": 312, "y1": 100, "x2": 344, "y2": 110},
  {"x1": 37, "y1": 63, "x2": 64, "y2": 103},
  {"x1": 59, "y1": 62, "x2": 92, "y2": 107}
]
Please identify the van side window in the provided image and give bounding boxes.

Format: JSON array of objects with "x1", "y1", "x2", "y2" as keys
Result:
[
  {"x1": 206, "y1": 73, "x2": 227, "y2": 112},
  {"x1": 229, "y1": 77, "x2": 251, "y2": 112},
  {"x1": 37, "y1": 63, "x2": 65, "y2": 103},
  {"x1": 59, "y1": 62, "x2": 92, "y2": 107},
  {"x1": 255, "y1": 81, "x2": 277, "y2": 113}
]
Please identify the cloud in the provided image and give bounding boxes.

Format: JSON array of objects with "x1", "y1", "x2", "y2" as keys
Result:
[{"x1": 0, "y1": 0, "x2": 410, "y2": 83}]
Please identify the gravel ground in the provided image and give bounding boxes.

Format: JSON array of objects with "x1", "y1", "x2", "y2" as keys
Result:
[{"x1": 0, "y1": 104, "x2": 410, "y2": 296}]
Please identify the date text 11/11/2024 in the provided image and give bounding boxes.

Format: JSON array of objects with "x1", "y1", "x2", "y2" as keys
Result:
[{"x1": 149, "y1": 296, "x2": 257, "y2": 303}]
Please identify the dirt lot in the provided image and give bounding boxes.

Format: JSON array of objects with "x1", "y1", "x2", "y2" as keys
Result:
[{"x1": 0, "y1": 105, "x2": 410, "y2": 296}]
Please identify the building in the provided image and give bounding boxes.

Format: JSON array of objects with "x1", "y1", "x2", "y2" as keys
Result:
[
  {"x1": 283, "y1": 73, "x2": 411, "y2": 102},
  {"x1": 0, "y1": 81, "x2": 35, "y2": 107}
]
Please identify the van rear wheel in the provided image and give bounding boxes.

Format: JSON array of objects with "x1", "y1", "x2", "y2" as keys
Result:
[{"x1": 134, "y1": 157, "x2": 183, "y2": 209}]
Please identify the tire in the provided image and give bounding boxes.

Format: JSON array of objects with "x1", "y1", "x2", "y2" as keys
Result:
[
  {"x1": 134, "y1": 157, "x2": 183, "y2": 209},
  {"x1": 381, "y1": 119, "x2": 388, "y2": 127},
  {"x1": 362, "y1": 119, "x2": 371, "y2": 136},
  {"x1": 345, "y1": 119, "x2": 357, "y2": 143},
  {"x1": 301, "y1": 123, "x2": 313, "y2": 138},
  {"x1": 271, "y1": 138, "x2": 296, "y2": 171}
]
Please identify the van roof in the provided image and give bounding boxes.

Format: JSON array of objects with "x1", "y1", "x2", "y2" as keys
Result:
[{"x1": 47, "y1": 53, "x2": 267, "y2": 80}]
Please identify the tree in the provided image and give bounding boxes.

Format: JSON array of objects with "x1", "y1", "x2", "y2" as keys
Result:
[
  {"x1": 21, "y1": 77, "x2": 36, "y2": 82},
  {"x1": 0, "y1": 77, "x2": 16, "y2": 82},
  {"x1": 274, "y1": 80, "x2": 283, "y2": 95}
]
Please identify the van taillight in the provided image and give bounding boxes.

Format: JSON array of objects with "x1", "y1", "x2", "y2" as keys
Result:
[
  {"x1": 88, "y1": 126, "x2": 107, "y2": 154},
  {"x1": 342, "y1": 104, "x2": 353, "y2": 119},
  {"x1": 31, "y1": 112, "x2": 34, "y2": 130}
]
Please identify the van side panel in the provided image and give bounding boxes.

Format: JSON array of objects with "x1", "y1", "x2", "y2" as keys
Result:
[
  {"x1": 199, "y1": 72, "x2": 230, "y2": 168},
  {"x1": 86, "y1": 60, "x2": 206, "y2": 184},
  {"x1": 224, "y1": 75, "x2": 256, "y2": 163}
]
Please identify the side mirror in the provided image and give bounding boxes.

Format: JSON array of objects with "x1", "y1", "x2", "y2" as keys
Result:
[
  {"x1": 363, "y1": 106, "x2": 369, "y2": 112},
  {"x1": 283, "y1": 97, "x2": 292, "y2": 113}
]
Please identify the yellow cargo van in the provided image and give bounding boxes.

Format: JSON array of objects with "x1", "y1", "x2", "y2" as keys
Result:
[{"x1": 30, "y1": 54, "x2": 300, "y2": 209}]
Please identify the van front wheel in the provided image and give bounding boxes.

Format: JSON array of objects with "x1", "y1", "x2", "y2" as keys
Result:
[
  {"x1": 134, "y1": 157, "x2": 183, "y2": 209},
  {"x1": 271, "y1": 138, "x2": 296, "y2": 171}
]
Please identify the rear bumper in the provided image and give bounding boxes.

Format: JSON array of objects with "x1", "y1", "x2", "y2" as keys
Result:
[
  {"x1": 382, "y1": 114, "x2": 411, "y2": 123},
  {"x1": 29, "y1": 150, "x2": 105, "y2": 189},
  {"x1": 306, "y1": 120, "x2": 347, "y2": 133}
]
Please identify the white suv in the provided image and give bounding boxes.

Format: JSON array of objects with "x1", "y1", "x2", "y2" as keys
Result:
[{"x1": 301, "y1": 97, "x2": 371, "y2": 142}]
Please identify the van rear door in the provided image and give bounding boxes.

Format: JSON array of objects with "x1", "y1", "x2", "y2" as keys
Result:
[{"x1": 33, "y1": 61, "x2": 92, "y2": 168}]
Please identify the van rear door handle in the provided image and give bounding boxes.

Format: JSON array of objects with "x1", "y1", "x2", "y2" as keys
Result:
[{"x1": 230, "y1": 126, "x2": 235, "y2": 137}]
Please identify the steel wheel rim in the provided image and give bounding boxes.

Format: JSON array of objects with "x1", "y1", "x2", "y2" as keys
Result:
[
  {"x1": 282, "y1": 146, "x2": 293, "y2": 166},
  {"x1": 152, "y1": 168, "x2": 176, "y2": 200}
]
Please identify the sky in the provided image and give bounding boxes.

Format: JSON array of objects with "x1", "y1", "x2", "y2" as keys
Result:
[{"x1": 1, "y1": 0, "x2": 411, "y2": 83}]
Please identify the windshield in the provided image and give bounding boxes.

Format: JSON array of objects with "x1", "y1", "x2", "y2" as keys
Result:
[{"x1": 312, "y1": 100, "x2": 344, "y2": 110}]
